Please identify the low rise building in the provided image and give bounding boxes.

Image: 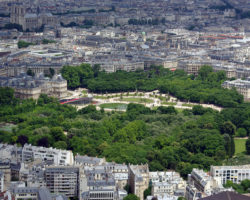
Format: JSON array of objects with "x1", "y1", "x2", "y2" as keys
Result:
[
  {"x1": 0, "y1": 73, "x2": 67, "y2": 99},
  {"x1": 177, "y1": 60, "x2": 211, "y2": 76},
  {"x1": 210, "y1": 165, "x2": 250, "y2": 184},
  {"x1": 222, "y1": 78, "x2": 250, "y2": 101},
  {"x1": 11, "y1": 186, "x2": 52, "y2": 200},
  {"x1": 22, "y1": 144, "x2": 74, "y2": 166},
  {"x1": 81, "y1": 179, "x2": 127, "y2": 200},
  {"x1": 149, "y1": 171, "x2": 186, "y2": 199},
  {"x1": 75, "y1": 155, "x2": 106, "y2": 167}
]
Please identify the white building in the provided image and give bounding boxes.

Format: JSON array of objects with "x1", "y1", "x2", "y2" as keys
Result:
[
  {"x1": 188, "y1": 169, "x2": 221, "y2": 196},
  {"x1": 222, "y1": 78, "x2": 250, "y2": 101},
  {"x1": 22, "y1": 144, "x2": 74, "y2": 166},
  {"x1": 210, "y1": 165, "x2": 250, "y2": 184},
  {"x1": 81, "y1": 179, "x2": 127, "y2": 200},
  {"x1": 149, "y1": 171, "x2": 186, "y2": 199}
]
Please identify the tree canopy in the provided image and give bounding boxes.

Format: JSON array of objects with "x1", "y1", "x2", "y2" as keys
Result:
[{"x1": 61, "y1": 64, "x2": 242, "y2": 107}]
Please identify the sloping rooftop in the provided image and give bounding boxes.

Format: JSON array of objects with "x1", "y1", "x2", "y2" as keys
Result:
[{"x1": 199, "y1": 191, "x2": 250, "y2": 200}]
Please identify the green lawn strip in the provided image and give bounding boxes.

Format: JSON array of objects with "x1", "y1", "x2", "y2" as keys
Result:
[
  {"x1": 120, "y1": 97, "x2": 154, "y2": 103},
  {"x1": 99, "y1": 103, "x2": 127, "y2": 110},
  {"x1": 182, "y1": 103, "x2": 194, "y2": 107},
  {"x1": 234, "y1": 138, "x2": 247, "y2": 154},
  {"x1": 162, "y1": 102, "x2": 177, "y2": 106}
]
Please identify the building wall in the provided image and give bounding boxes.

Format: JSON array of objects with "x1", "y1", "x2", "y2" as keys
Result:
[
  {"x1": 45, "y1": 167, "x2": 79, "y2": 198},
  {"x1": 211, "y1": 165, "x2": 250, "y2": 184},
  {"x1": 128, "y1": 164, "x2": 149, "y2": 200}
]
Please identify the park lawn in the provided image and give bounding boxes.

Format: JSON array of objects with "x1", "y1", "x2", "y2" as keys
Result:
[
  {"x1": 162, "y1": 102, "x2": 177, "y2": 106},
  {"x1": 94, "y1": 95, "x2": 109, "y2": 99},
  {"x1": 99, "y1": 103, "x2": 127, "y2": 110},
  {"x1": 234, "y1": 138, "x2": 247, "y2": 155},
  {"x1": 120, "y1": 97, "x2": 154, "y2": 103},
  {"x1": 182, "y1": 103, "x2": 194, "y2": 107},
  {"x1": 94, "y1": 95, "x2": 119, "y2": 99}
]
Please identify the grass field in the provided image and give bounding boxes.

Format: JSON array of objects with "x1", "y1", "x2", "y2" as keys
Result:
[
  {"x1": 162, "y1": 102, "x2": 177, "y2": 106},
  {"x1": 120, "y1": 97, "x2": 154, "y2": 103},
  {"x1": 99, "y1": 103, "x2": 127, "y2": 110},
  {"x1": 235, "y1": 138, "x2": 247, "y2": 154},
  {"x1": 182, "y1": 103, "x2": 193, "y2": 107}
]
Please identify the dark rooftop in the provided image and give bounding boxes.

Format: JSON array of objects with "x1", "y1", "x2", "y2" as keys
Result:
[{"x1": 199, "y1": 192, "x2": 250, "y2": 200}]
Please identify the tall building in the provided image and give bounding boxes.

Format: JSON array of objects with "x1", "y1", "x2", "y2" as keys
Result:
[
  {"x1": 10, "y1": 3, "x2": 25, "y2": 26},
  {"x1": 45, "y1": 166, "x2": 82, "y2": 198},
  {"x1": 128, "y1": 164, "x2": 149, "y2": 200},
  {"x1": 10, "y1": 2, "x2": 56, "y2": 31}
]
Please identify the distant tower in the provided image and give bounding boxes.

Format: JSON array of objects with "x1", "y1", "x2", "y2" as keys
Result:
[{"x1": 10, "y1": 2, "x2": 25, "y2": 25}]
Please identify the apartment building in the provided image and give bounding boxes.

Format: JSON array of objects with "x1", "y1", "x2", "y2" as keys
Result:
[
  {"x1": 0, "y1": 161, "x2": 11, "y2": 191},
  {"x1": 149, "y1": 171, "x2": 186, "y2": 199},
  {"x1": 222, "y1": 78, "x2": 250, "y2": 101},
  {"x1": 75, "y1": 155, "x2": 106, "y2": 167},
  {"x1": 45, "y1": 166, "x2": 81, "y2": 198},
  {"x1": 11, "y1": 187, "x2": 52, "y2": 200},
  {"x1": 22, "y1": 144, "x2": 74, "y2": 166},
  {"x1": 188, "y1": 169, "x2": 221, "y2": 196},
  {"x1": 210, "y1": 165, "x2": 250, "y2": 184},
  {"x1": 177, "y1": 60, "x2": 211, "y2": 76},
  {"x1": 81, "y1": 178, "x2": 127, "y2": 200},
  {"x1": 213, "y1": 64, "x2": 236, "y2": 78},
  {"x1": 99, "y1": 61, "x2": 144, "y2": 73},
  {"x1": 128, "y1": 164, "x2": 149, "y2": 200}
]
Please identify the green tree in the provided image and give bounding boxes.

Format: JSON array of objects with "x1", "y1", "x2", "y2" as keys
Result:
[
  {"x1": 27, "y1": 69, "x2": 35, "y2": 77},
  {"x1": 17, "y1": 135, "x2": 28, "y2": 146},
  {"x1": 198, "y1": 65, "x2": 213, "y2": 81},
  {"x1": 144, "y1": 184, "x2": 152, "y2": 199},
  {"x1": 50, "y1": 127, "x2": 66, "y2": 141},
  {"x1": 0, "y1": 87, "x2": 15, "y2": 105},
  {"x1": 37, "y1": 137, "x2": 49, "y2": 147},
  {"x1": 221, "y1": 121, "x2": 236, "y2": 136},
  {"x1": 236, "y1": 128, "x2": 247, "y2": 137},
  {"x1": 157, "y1": 106, "x2": 177, "y2": 114},
  {"x1": 54, "y1": 141, "x2": 67, "y2": 149},
  {"x1": 123, "y1": 194, "x2": 140, "y2": 200},
  {"x1": 18, "y1": 40, "x2": 34, "y2": 48},
  {"x1": 78, "y1": 105, "x2": 96, "y2": 114},
  {"x1": 177, "y1": 197, "x2": 187, "y2": 200}
]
